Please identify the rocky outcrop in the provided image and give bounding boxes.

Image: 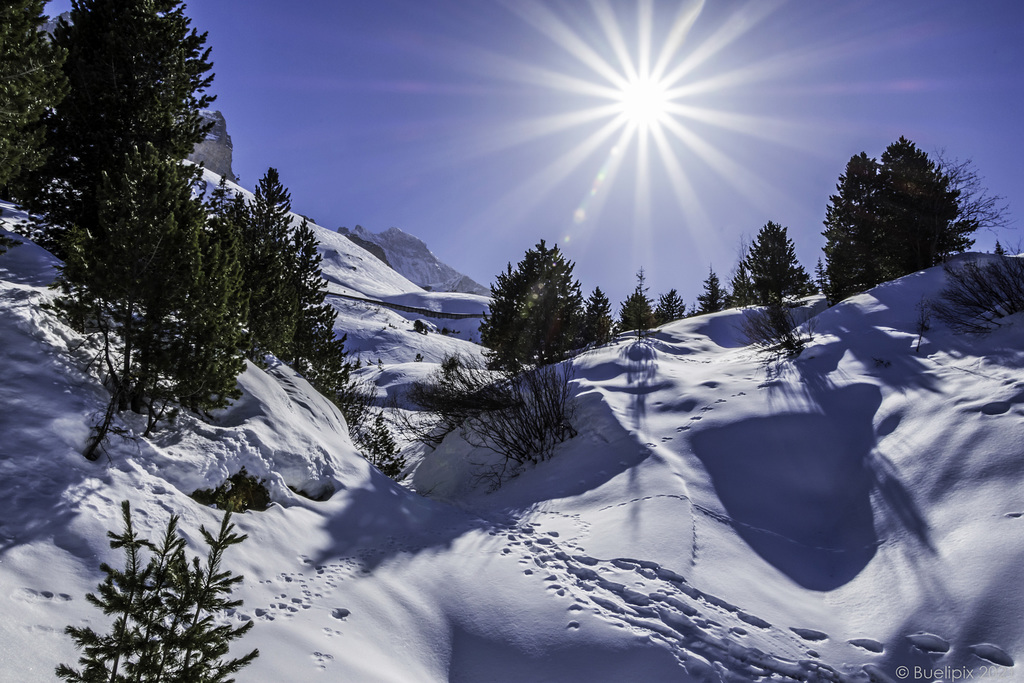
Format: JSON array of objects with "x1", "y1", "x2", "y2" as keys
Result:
[
  {"x1": 188, "y1": 109, "x2": 236, "y2": 182},
  {"x1": 338, "y1": 229, "x2": 391, "y2": 268},
  {"x1": 338, "y1": 225, "x2": 489, "y2": 296}
]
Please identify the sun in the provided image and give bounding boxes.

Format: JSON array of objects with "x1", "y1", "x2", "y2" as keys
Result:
[
  {"x1": 476, "y1": 0, "x2": 799, "y2": 237},
  {"x1": 617, "y1": 76, "x2": 670, "y2": 128}
]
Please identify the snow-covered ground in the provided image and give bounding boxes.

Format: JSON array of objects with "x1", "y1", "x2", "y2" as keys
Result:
[{"x1": 1, "y1": 197, "x2": 1021, "y2": 682}]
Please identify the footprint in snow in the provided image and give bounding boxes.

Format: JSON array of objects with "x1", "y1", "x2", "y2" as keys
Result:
[
  {"x1": 848, "y1": 638, "x2": 884, "y2": 653},
  {"x1": 907, "y1": 632, "x2": 950, "y2": 654},
  {"x1": 969, "y1": 643, "x2": 1014, "y2": 667},
  {"x1": 330, "y1": 608, "x2": 350, "y2": 620},
  {"x1": 1005, "y1": 512, "x2": 1023, "y2": 519},
  {"x1": 15, "y1": 588, "x2": 72, "y2": 602},
  {"x1": 790, "y1": 627, "x2": 828, "y2": 642},
  {"x1": 311, "y1": 651, "x2": 334, "y2": 669}
]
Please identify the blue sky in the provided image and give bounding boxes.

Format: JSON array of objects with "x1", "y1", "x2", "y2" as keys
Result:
[{"x1": 45, "y1": 0, "x2": 1023, "y2": 306}]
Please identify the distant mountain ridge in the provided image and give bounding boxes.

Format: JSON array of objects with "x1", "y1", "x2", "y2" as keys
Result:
[{"x1": 338, "y1": 225, "x2": 489, "y2": 296}]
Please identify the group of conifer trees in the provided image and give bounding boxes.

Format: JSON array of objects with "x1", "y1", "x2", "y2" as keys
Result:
[
  {"x1": 483, "y1": 134, "x2": 997, "y2": 362},
  {"x1": 1, "y1": 1, "x2": 351, "y2": 459},
  {"x1": 821, "y1": 137, "x2": 992, "y2": 304}
]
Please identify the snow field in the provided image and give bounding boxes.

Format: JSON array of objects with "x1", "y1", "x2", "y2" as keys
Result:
[{"x1": 2, "y1": 201, "x2": 1022, "y2": 681}]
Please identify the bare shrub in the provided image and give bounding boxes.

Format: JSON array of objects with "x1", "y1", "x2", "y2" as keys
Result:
[
  {"x1": 741, "y1": 302, "x2": 812, "y2": 357},
  {"x1": 404, "y1": 354, "x2": 507, "y2": 446},
  {"x1": 407, "y1": 354, "x2": 578, "y2": 487},
  {"x1": 934, "y1": 255, "x2": 1024, "y2": 334}
]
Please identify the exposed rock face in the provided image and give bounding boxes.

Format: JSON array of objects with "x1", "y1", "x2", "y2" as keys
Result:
[
  {"x1": 188, "y1": 110, "x2": 236, "y2": 182},
  {"x1": 338, "y1": 225, "x2": 489, "y2": 295},
  {"x1": 339, "y1": 230, "x2": 391, "y2": 268}
]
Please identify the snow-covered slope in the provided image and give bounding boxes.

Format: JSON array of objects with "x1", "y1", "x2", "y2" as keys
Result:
[
  {"x1": 197, "y1": 170, "x2": 490, "y2": 363},
  {"x1": 2, "y1": 197, "x2": 1021, "y2": 681},
  {"x1": 340, "y1": 225, "x2": 490, "y2": 296}
]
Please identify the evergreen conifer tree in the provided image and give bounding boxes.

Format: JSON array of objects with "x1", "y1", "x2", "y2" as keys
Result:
[
  {"x1": 58, "y1": 144, "x2": 244, "y2": 455},
  {"x1": 172, "y1": 511, "x2": 259, "y2": 682},
  {"x1": 580, "y1": 286, "x2": 614, "y2": 347},
  {"x1": 56, "y1": 501, "x2": 153, "y2": 682},
  {"x1": 359, "y1": 412, "x2": 405, "y2": 479},
  {"x1": 821, "y1": 152, "x2": 883, "y2": 304},
  {"x1": 286, "y1": 217, "x2": 351, "y2": 399},
  {"x1": 618, "y1": 268, "x2": 656, "y2": 338},
  {"x1": 57, "y1": 502, "x2": 258, "y2": 683},
  {"x1": 0, "y1": 0, "x2": 67, "y2": 189},
  {"x1": 877, "y1": 136, "x2": 964, "y2": 275},
  {"x1": 728, "y1": 241, "x2": 756, "y2": 307},
  {"x1": 241, "y1": 168, "x2": 299, "y2": 363},
  {"x1": 814, "y1": 258, "x2": 827, "y2": 296},
  {"x1": 822, "y1": 138, "x2": 976, "y2": 303},
  {"x1": 17, "y1": 0, "x2": 214, "y2": 256},
  {"x1": 744, "y1": 221, "x2": 812, "y2": 304},
  {"x1": 480, "y1": 240, "x2": 583, "y2": 370},
  {"x1": 174, "y1": 183, "x2": 248, "y2": 415},
  {"x1": 654, "y1": 289, "x2": 686, "y2": 325},
  {"x1": 695, "y1": 267, "x2": 728, "y2": 314}
]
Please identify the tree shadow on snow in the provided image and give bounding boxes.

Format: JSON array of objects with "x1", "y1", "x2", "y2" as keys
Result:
[
  {"x1": 313, "y1": 468, "x2": 509, "y2": 570},
  {"x1": 690, "y1": 382, "x2": 932, "y2": 591}
]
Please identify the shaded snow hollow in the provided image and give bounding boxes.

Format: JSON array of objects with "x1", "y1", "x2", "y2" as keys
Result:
[{"x1": 1, "y1": 203, "x2": 1022, "y2": 681}]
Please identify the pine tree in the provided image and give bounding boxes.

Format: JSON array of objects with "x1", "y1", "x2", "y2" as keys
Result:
[
  {"x1": 580, "y1": 286, "x2": 614, "y2": 347},
  {"x1": 16, "y1": 0, "x2": 214, "y2": 256},
  {"x1": 744, "y1": 221, "x2": 812, "y2": 305},
  {"x1": 618, "y1": 268, "x2": 656, "y2": 338},
  {"x1": 877, "y1": 136, "x2": 964, "y2": 275},
  {"x1": 654, "y1": 289, "x2": 686, "y2": 325},
  {"x1": 241, "y1": 168, "x2": 299, "y2": 363},
  {"x1": 171, "y1": 511, "x2": 259, "y2": 682},
  {"x1": 480, "y1": 240, "x2": 583, "y2": 371},
  {"x1": 57, "y1": 501, "x2": 152, "y2": 682},
  {"x1": 57, "y1": 502, "x2": 258, "y2": 683},
  {"x1": 286, "y1": 217, "x2": 350, "y2": 399},
  {"x1": 814, "y1": 258, "x2": 827, "y2": 296},
  {"x1": 728, "y1": 241, "x2": 755, "y2": 307},
  {"x1": 174, "y1": 182, "x2": 248, "y2": 415},
  {"x1": 358, "y1": 412, "x2": 405, "y2": 479},
  {"x1": 57, "y1": 144, "x2": 244, "y2": 455},
  {"x1": 0, "y1": 0, "x2": 67, "y2": 189},
  {"x1": 821, "y1": 152, "x2": 883, "y2": 303},
  {"x1": 695, "y1": 267, "x2": 728, "y2": 314},
  {"x1": 822, "y1": 139, "x2": 977, "y2": 303}
]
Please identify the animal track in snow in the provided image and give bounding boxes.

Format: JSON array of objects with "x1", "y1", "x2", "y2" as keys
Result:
[
  {"x1": 907, "y1": 632, "x2": 950, "y2": 653},
  {"x1": 790, "y1": 627, "x2": 828, "y2": 642},
  {"x1": 14, "y1": 587, "x2": 72, "y2": 602},
  {"x1": 848, "y1": 638, "x2": 884, "y2": 653},
  {"x1": 311, "y1": 651, "x2": 334, "y2": 670},
  {"x1": 499, "y1": 519, "x2": 870, "y2": 682},
  {"x1": 969, "y1": 643, "x2": 1014, "y2": 667}
]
